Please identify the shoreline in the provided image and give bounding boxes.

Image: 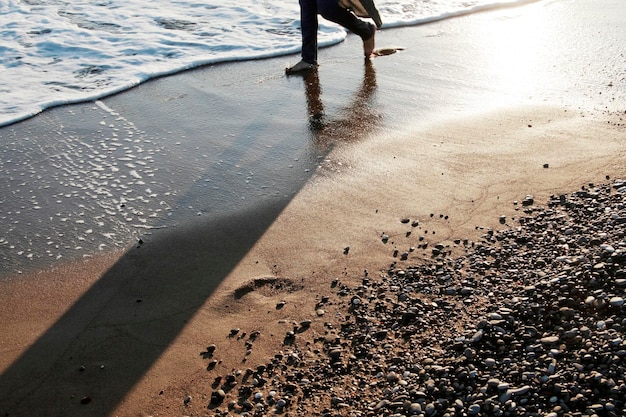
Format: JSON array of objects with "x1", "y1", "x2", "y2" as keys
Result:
[
  {"x1": 2, "y1": 0, "x2": 624, "y2": 279},
  {"x1": 0, "y1": 0, "x2": 553, "y2": 130},
  {"x1": 1, "y1": 1, "x2": 625, "y2": 416},
  {"x1": 1, "y1": 105, "x2": 623, "y2": 416}
]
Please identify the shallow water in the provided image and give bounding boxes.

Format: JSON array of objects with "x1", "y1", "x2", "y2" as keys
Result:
[
  {"x1": 1, "y1": 0, "x2": 537, "y2": 127},
  {"x1": 1, "y1": 0, "x2": 624, "y2": 277}
]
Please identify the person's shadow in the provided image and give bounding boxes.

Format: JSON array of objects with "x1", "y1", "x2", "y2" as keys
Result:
[
  {"x1": 0, "y1": 60, "x2": 383, "y2": 417},
  {"x1": 298, "y1": 60, "x2": 380, "y2": 149}
]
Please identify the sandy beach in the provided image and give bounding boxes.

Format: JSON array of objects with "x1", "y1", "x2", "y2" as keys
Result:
[{"x1": 1, "y1": 1, "x2": 625, "y2": 416}]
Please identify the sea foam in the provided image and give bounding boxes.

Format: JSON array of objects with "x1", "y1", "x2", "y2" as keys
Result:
[{"x1": 0, "y1": 0, "x2": 537, "y2": 127}]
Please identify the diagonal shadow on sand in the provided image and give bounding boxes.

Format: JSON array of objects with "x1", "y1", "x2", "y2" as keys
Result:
[{"x1": 0, "y1": 58, "x2": 380, "y2": 417}]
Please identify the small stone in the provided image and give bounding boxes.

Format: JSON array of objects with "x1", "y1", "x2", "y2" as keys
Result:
[
  {"x1": 600, "y1": 244, "x2": 615, "y2": 253},
  {"x1": 540, "y1": 336, "x2": 560, "y2": 345},
  {"x1": 468, "y1": 404, "x2": 481, "y2": 415},
  {"x1": 329, "y1": 349, "x2": 342, "y2": 360},
  {"x1": 522, "y1": 195, "x2": 534, "y2": 206},
  {"x1": 509, "y1": 385, "x2": 531, "y2": 396},
  {"x1": 386, "y1": 371, "x2": 399, "y2": 382},
  {"x1": 374, "y1": 399, "x2": 390, "y2": 411},
  {"x1": 609, "y1": 296, "x2": 624, "y2": 307},
  {"x1": 470, "y1": 329, "x2": 484, "y2": 343},
  {"x1": 497, "y1": 382, "x2": 510, "y2": 391},
  {"x1": 210, "y1": 390, "x2": 226, "y2": 405},
  {"x1": 484, "y1": 358, "x2": 496, "y2": 368},
  {"x1": 487, "y1": 378, "x2": 501, "y2": 387}
]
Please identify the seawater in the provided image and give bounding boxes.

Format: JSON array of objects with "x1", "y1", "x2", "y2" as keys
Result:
[
  {"x1": 1, "y1": 0, "x2": 536, "y2": 127},
  {"x1": 0, "y1": 0, "x2": 546, "y2": 276}
]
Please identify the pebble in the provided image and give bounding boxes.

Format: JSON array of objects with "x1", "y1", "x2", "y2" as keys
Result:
[
  {"x1": 540, "y1": 335, "x2": 560, "y2": 344},
  {"x1": 201, "y1": 181, "x2": 626, "y2": 417},
  {"x1": 484, "y1": 358, "x2": 496, "y2": 368},
  {"x1": 210, "y1": 390, "x2": 225, "y2": 406},
  {"x1": 468, "y1": 404, "x2": 481, "y2": 415}
]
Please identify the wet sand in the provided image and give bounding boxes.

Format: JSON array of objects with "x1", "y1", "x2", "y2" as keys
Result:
[{"x1": 0, "y1": 1, "x2": 625, "y2": 416}]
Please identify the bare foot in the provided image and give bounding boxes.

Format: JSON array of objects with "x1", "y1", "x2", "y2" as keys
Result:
[
  {"x1": 285, "y1": 60, "x2": 316, "y2": 75},
  {"x1": 363, "y1": 25, "x2": 376, "y2": 57}
]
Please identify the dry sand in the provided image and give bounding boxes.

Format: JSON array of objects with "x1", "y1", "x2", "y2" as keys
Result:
[{"x1": 0, "y1": 1, "x2": 625, "y2": 416}]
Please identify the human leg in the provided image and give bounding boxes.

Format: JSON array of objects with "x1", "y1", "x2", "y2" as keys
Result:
[
  {"x1": 316, "y1": 0, "x2": 376, "y2": 55},
  {"x1": 362, "y1": 24, "x2": 376, "y2": 57},
  {"x1": 286, "y1": 0, "x2": 319, "y2": 74},
  {"x1": 299, "y1": 0, "x2": 319, "y2": 65}
]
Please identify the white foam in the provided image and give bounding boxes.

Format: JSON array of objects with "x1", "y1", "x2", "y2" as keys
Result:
[{"x1": 0, "y1": 0, "x2": 536, "y2": 127}]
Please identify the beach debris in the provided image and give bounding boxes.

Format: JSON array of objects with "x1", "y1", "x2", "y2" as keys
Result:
[
  {"x1": 522, "y1": 194, "x2": 534, "y2": 206},
  {"x1": 201, "y1": 344, "x2": 216, "y2": 359},
  {"x1": 206, "y1": 359, "x2": 218, "y2": 370},
  {"x1": 343, "y1": 246, "x2": 350, "y2": 255},
  {"x1": 210, "y1": 390, "x2": 225, "y2": 406},
  {"x1": 184, "y1": 395, "x2": 191, "y2": 406},
  {"x1": 201, "y1": 180, "x2": 626, "y2": 417}
]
